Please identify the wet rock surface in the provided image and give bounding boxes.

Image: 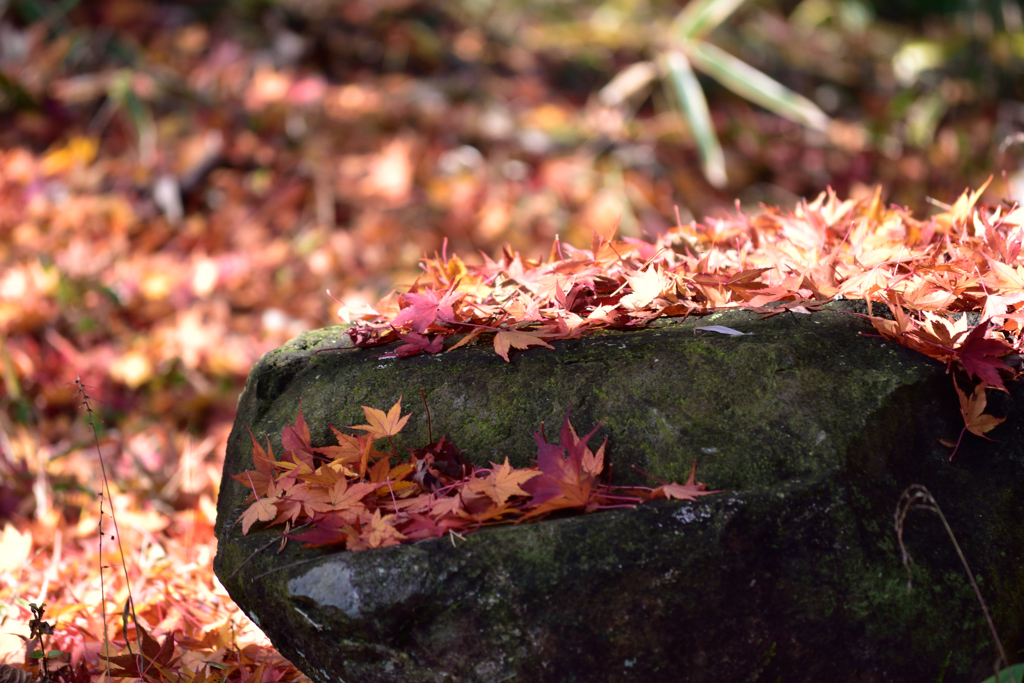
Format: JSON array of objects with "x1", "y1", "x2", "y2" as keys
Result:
[{"x1": 214, "y1": 300, "x2": 1024, "y2": 682}]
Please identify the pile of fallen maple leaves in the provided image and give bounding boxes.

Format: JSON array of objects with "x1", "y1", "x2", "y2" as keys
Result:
[
  {"x1": 342, "y1": 180, "x2": 1022, "y2": 449},
  {"x1": 234, "y1": 179, "x2": 1024, "y2": 552},
  {"x1": 342, "y1": 183, "x2": 1022, "y2": 413},
  {"x1": 234, "y1": 402, "x2": 714, "y2": 551}
]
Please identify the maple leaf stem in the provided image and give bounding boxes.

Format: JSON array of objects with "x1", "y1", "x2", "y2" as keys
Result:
[
  {"x1": 244, "y1": 471, "x2": 261, "y2": 500},
  {"x1": 948, "y1": 426, "x2": 967, "y2": 461},
  {"x1": 596, "y1": 492, "x2": 646, "y2": 503},
  {"x1": 384, "y1": 478, "x2": 399, "y2": 511},
  {"x1": 630, "y1": 464, "x2": 668, "y2": 485}
]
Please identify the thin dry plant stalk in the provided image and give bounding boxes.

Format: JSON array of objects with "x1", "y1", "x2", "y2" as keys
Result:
[
  {"x1": 894, "y1": 484, "x2": 1012, "y2": 679},
  {"x1": 74, "y1": 378, "x2": 143, "y2": 679}
]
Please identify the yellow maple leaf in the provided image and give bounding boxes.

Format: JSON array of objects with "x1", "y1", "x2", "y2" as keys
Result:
[{"x1": 350, "y1": 397, "x2": 410, "y2": 439}]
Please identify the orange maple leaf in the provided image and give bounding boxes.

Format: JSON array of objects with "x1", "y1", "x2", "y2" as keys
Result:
[
  {"x1": 650, "y1": 461, "x2": 721, "y2": 502},
  {"x1": 956, "y1": 380, "x2": 1005, "y2": 440},
  {"x1": 230, "y1": 467, "x2": 274, "y2": 503},
  {"x1": 350, "y1": 397, "x2": 411, "y2": 439},
  {"x1": 932, "y1": 176, "x2": 992, "y2": 232},
  {"x1": 247, "y1": 426, "x2": 277, "y2": 477},
  {"x1": 352, "y1": 509, "x2": 406, "y2": 550},
  {"x1": 493, "y1": 328, "x2": 554, "y2": 362},
  {"x1": 240, "y1": 495, "x2": 278, "y2": 535},
  {"x1": 467, "y1": 458, "x2": 540, "y2": 505},
  {"x1": 914, "y1": 310, "x2": 969, "y2": 353},
  {"x1": 297, "y1": 462, "x2": 344, "y2": 487},
  {"x1": 312, "y1": 424, "x2": 363, "y2": 465},
  {"x1": 567, "y1": 420, "x2": 605, "y2": 476},
  {"x1": 304, "y1": 478, "x2": 376, "y2": 521},
  {"x1": 947, "y1": 379, "x2": 1006, "y2": 460}
]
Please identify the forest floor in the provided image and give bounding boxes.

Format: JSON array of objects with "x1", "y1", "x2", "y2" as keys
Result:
[{"x1": 0, "y1": 1, "x2": 1018, "y2": 681}]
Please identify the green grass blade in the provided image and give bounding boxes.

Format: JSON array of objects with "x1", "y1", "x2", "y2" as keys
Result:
[
  {"x1": 686, "y1": 41, "x2": 830, "y2": 132},
  {"x1": 661, "y1": 51, "x2": 727, "y2": 188},
  {"x1": 672, "y1": 0, "x2": 749, "y2": 42}
]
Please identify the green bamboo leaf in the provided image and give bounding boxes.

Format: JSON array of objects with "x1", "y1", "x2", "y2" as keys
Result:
[
  {"x1": 686, "y1": 41, "x2": 831, "y2": 132},
  {"x1": 979, "y1": 663, "x2": 1024, "y2": 683},
  {"x1": 660, "y1": 51, "x2": 727, "y2": 188},
  {"x1": 599, "y1": 61, "x2": 658, "y2": 108},
  {"x1": 906, "y1": 91, "x2": 947, "y2": 147},
  {"x1": 673, "y1": 0, "x2": 749, "y2": 42}
]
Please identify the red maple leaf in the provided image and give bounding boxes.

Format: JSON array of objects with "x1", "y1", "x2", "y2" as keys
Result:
[
  {"x1": 400, "y1": 511, "x2": 469, "y2": 540},
  {"x1": 100, "y1": 625, "x2": 178, "y2": 681},
  {"x1": 392, "y1": 332, "x2": 444, "y2": 357},
  {"x1": 954, "y1": 320, "x2": 1013, "y2": 391},
  {"x1": 281, "y1": 409, "x2": 314, "y2": 464},
  {"x1": 390, "y1": 282, "x2": 463, "y2": 333},
  {"x1": 519, "y1": 411, "x2": 605, "y2": 519},
  {"x1": 288, "y1": 513, "x2": 356, "y2": 548},
  {"x1": 229, "y1": 428, "x2": 277, "y2": 500}
]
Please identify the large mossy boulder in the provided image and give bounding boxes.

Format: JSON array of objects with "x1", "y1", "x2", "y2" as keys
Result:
[{"x1": 214, "y1": 300, "x2": 1024, "y2": 682}]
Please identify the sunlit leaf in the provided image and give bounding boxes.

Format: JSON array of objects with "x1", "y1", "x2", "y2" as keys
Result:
[{"x1": 350, "y1": 398, "x2": 411, "y2": 439}]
